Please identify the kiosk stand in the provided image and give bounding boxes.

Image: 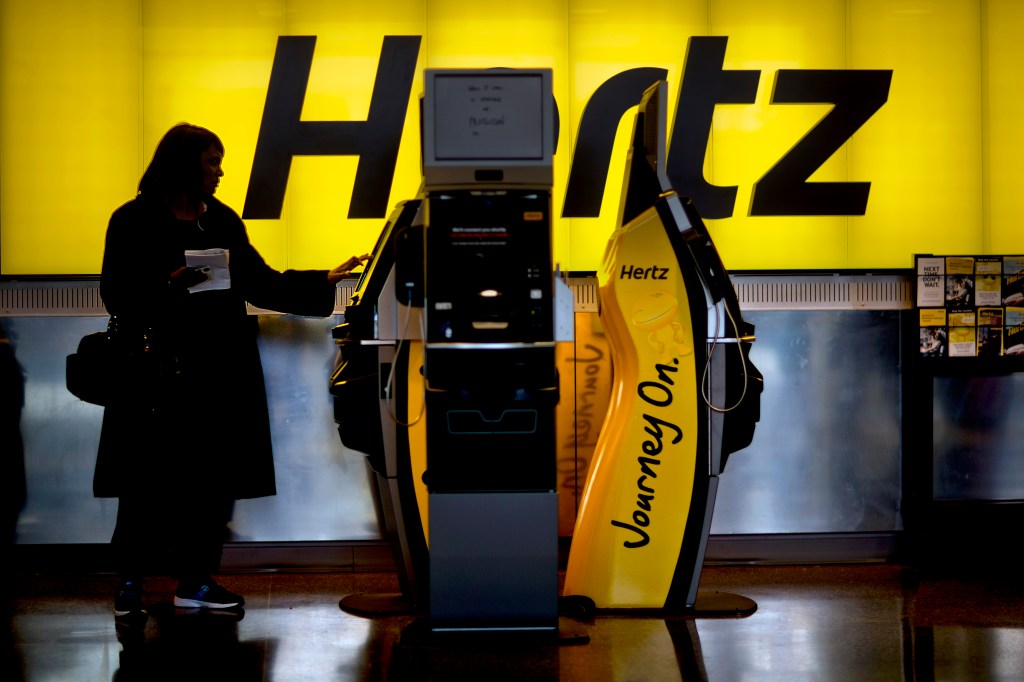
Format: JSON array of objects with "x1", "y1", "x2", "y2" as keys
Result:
[
  {"x1": 562, "y1": 81, "x2": 763, "y2": 616},
  {"x1": 903, "y1": 253, "x2": 1024, "y2": 571}
]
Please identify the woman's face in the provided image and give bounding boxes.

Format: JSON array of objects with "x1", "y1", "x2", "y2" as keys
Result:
[{"x1": 201, "y1": 145, "x2": 224, "y2": 195}]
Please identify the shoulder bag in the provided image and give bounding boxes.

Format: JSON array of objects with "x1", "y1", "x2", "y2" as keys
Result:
[{"x1": 66, "y1": 317, "x2": 174, "y2": 407}]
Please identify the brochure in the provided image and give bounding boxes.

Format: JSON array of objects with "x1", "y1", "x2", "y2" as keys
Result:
[
  {"x1": 184, "y1": 248, "x2": 231, "y2": 293},
  {"x1": 916, "y1": 256, "x2": 945, "y2": 307}
]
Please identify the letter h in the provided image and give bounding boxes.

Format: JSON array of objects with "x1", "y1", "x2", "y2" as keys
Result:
[{"x1": 243, "y1": 35, "x2": 421, "y2": 220}]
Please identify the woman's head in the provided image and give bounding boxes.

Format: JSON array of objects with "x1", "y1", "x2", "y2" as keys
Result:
[{"x1": 138, "y1": 123, "x2": 224, "y2": 202}]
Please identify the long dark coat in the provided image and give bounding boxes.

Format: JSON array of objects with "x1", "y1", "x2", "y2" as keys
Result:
[{"x1": 93, "y1": 195, "x2": 336, "y2": 499}]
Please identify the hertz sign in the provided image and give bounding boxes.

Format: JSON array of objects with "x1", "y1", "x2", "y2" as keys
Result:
[
  {"x1": 1, "y1": 0, "x2": 1021, "y2": 275},
  {"x1": 245, "y1": 36, "x2": 891, "y2": 221}
]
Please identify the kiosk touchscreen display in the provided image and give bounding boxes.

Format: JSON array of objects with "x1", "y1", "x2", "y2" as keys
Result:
[
  {"x1": 353, "y1": 200, "x2": 420, "y2": 299},
  {"x1": 432, "y1": 73, "x2": 545, "y2": 161},
  {"x1": 353, "y1": 216, "x2": 393, "y2": 295},
  {"x1": 422, "y1": 69, "x2": 553, "y2": 187}
]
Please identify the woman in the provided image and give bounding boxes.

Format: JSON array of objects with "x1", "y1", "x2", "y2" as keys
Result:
[{"x1": 97, "y1": 123, "x2": 366, "y2": 618}]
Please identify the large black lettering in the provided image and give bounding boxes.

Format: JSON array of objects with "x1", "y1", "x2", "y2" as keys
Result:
[
  {"x1": 749, "y1": 69, "x2": 892, "y2": 216},
  {"x1": 611, "y1": 519, "x2": 650, "y2": 548},
  {"x1": 562, "y1": 68, "x2": 667, "y2": 218},
  {"x1": 243, "y1": 35, "x2": 421, "y2": 220},
  {"x1": 667, "y1": 37, "x2": 760, "y2": 219}
]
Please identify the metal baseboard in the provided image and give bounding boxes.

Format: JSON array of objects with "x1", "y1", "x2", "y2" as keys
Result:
[
  {"x1": 9, "y1": 541, "x2": 394, "y2": 575},
  {"x1": 703, "y1": 532, "x2": 903, "y2": 565},
  {"x1": 11, "y1": 533, "x2": 902, "y2": 576},
  {"x1": 3, "y1": 273, "x2": 912, "y2": 317},
  {"x1": 0, "y1": 279, "x2": 359, "y2": 317}
]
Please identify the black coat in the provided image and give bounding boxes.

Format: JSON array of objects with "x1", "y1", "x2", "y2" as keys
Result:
[{"x1": 94, "y1": 195, "x2": 336, "y2": 499}]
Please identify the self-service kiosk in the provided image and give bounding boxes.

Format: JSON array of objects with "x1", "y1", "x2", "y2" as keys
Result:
[
  {"x1": 418, "y1": 68, "x2": 563, "y2": 634},
  {"x1": 562, "y1": 81, "x2": 763, "y2": 614},
  {"x1": 331, "y1": 197, "x2": 430, "y2": 616},
  {"x1": 332, "y1": 69, "x2": 577, "y2": 639},
  {"x1": 332, "y1": 74, "x2": 758, "y2": 628}
]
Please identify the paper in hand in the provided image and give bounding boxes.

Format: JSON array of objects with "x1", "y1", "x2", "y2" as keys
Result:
[{"x1": 184, "y1": 248, "x2": 231, "y2": 292}]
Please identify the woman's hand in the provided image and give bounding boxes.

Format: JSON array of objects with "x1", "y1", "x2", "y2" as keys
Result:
[
  {"x1": 328, "y1": 254, "x2": 370, "y2": 284},
  {"x1": 169, "y1": 265, "x2": 211, "y2": 289}
]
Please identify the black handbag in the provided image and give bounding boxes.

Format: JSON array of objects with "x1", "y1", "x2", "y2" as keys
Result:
[{"x1": 66, "y1": 317, "x2": 173, "y2": 407}]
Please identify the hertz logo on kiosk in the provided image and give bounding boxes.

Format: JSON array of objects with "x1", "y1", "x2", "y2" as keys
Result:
[{"x1": 620, "y1": 265, "x2": 670, "y2": 280}]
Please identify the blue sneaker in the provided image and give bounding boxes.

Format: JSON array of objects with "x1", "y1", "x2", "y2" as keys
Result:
[
  {"x1": 173, "y1": 579, "x2": 244, "y2": 610},
  {"x1": 114, "y1": 580, "x2": 147, "y2": 618}
]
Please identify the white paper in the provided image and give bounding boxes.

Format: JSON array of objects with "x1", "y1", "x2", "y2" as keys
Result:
[
  {"x1": 184, "y1": 248, "x2": 231, "y2": 292},
  {"x1": 916, "y1": 256, "x2": 945, "y2": 307}
]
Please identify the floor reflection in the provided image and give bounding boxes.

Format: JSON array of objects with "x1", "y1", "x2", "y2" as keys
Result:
[
  {"x1": 390, "y1": 619, "x2": 565, "y2": 681},
  {"x1": 6, "y1": 565, "x2": 1024, "y2": 681},
  {"x1": 113, "y1": 605, "x2": 261, "y2": 681}
]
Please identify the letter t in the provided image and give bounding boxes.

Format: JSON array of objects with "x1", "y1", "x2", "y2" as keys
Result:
[{"x1": 667, "y1": 36, "x2": 759, "y2": 219}]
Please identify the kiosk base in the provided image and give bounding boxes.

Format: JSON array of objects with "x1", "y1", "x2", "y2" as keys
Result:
[
  {"x1": 429, "y1": 491, "x2": 559, "y2": 628},
  {"x1": 339, "y1": 593, "x2": 419, "y2": 617},
  {"x1": 398, "y1": 616, "x2": 590, "y2": 648},
  {"x1": 683, "y1": 591, "x2": 758, "y2": 618},
  {"x1": 560, "y1": 591, "x2": 757, "y2": 619}
]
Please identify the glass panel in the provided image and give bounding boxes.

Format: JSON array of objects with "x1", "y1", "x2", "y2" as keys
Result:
[
  {"x1": 710, "y1": 310, "x2": 902, "y2": 534},
  {"x1": 933, "y1": 374, "x2": 1024, "y2": 501},
  {"x1": 8, "y1": 315, "x2": 381, "y2": 544},
  {"x1": 8, "y1": 308, "x2": 904, "y2": 545}
]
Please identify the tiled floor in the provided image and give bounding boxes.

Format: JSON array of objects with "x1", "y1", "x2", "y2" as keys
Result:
[{"x1": 4, "y1": 564, "x2": 1023, "y2": 681}]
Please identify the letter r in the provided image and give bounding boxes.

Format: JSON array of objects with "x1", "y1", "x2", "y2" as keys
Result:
[
  {"x1": 562, "y1": 67, "x2": 668, "y2": 218},
  {"x1": 243, "y1": 35, "x2": 421, "y2": 220}
]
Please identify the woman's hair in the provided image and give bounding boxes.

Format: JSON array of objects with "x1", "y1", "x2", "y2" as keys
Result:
[{"x1": 138, "y1": 123, "x2": 224, "y2": 201}]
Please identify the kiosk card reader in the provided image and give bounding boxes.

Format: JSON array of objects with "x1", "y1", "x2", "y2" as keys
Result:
[{"x1": 420, "y1": 68, "x2": 561, "y2": 633}]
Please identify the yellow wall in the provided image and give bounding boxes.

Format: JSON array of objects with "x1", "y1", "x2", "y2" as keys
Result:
[
  {"x1": 2, "y1": 0, "x2": 1022, "y2": 275},
  {"x1": 984, "y1": 0, "x2": 1024, "y2": 256}
]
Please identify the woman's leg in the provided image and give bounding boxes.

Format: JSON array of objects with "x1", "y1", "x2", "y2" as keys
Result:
[
  {"x1": 170, "y1": 497, "x2": 244, "y2": 609},
  {"x1": 111, "y1": 494, "x2": 171, "y2": 616}
]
